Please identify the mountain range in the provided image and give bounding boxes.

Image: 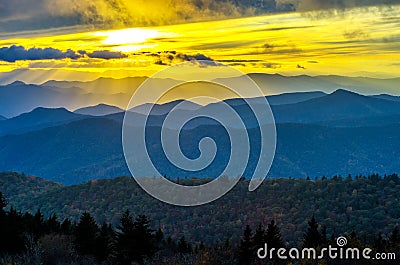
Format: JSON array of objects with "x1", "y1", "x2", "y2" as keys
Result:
[
  {"x1": 0, "y1": 107, "x2": 88, "y2": 137},
  {"x1": 1, "y1": 88, "x2": 400, "y2": 184},
  {"x1": 1, "y1": 74, "x2": 399, "y2": 118},
  {"x1": 74, "y1": 104, "x2": 124, "y2": 116}
]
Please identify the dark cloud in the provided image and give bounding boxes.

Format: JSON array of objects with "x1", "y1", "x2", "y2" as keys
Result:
[
  {"x1": 268, "y1": 26, "x2": 315, "y2": 31},
  {"x1": 154, "y1": 59, "x2": 168, "y2": 65},
  {"x1": 262, "y1": 62, "x2": 281, "y2": 68},
  {"x1": 200, "y1": 59, "x2": 280, "y2": 68},
  {"x1": 247, "y1": 25, "x2": 315, "y2": 34},
  {"x1": 262, "y1": 42, "x2": 303, "y2": 54},
  {"x1": 87, "y1": 50, "x2": 127, "y2": 59},
  {"x1": 289, "y1": 0, "x2": 400, "y2": 20},
  {"x1": 147, "y1": 51, "x2": 216, "y2": 66},
  {"x1": 1, "y1": 0, "x2": 399, "y2": 33},
  {"x1": 285, "y1": 0, "x2": 400, "y2": 12},
  {"x1": 175, "y1": 53, "x2": 214, "y2": 62},
  {"x1": 0, "y1": 45, "x2": 130, "y2": 62},
  {"x1": 0, "y1": 0, "x2": 262, "y2": 33},
  {"x1": 263, "y1": 43, "x2": 276, "y2": 49},
  {"x1": 0, "y1": 45, "x2": 80, "y2": 62},
  {"x1": 229, "y1": 63, "x2": 247, "y2": 67},
  {"x1": 343, "y1": 29, "x2": 369, "y2": 39},
  {"x1": 382, "y1": 34, "x2": 400, "y2": 43}
]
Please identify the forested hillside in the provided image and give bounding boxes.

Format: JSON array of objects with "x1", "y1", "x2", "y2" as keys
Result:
[{"x1": 2, "y1": 172, "x2": 399, "y2": 247}]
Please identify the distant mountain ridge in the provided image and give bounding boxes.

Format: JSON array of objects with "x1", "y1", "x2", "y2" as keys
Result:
[
  {"x1": 130, "y1": 100, "x2": 202, "y2": 115},
  {"x1": 1, "y1": 88, "x2": 400, "y2": 184},
  {"x1": 74, "y1": 104, "x2": 124, "y2": 116},
  {"x1": 1, "y1": 115, "x2": 400, "y2": 184},
  {"x1": 1, "y1": 74, "x2": 399, "y2": 117},
  {"x1": 372, "y1": 94, "x2": 400, "y2": 102},
  {"x1": 271, "y1": 89, "x2": 400, "y2": 123},
  {"x1": 0, "y1": 107, "x2": 88, "y2": 136},
  {"x1": 0, "y1": 117, "x2": 128, "y2": 184},
  {"x1": 266, "y1": 91, "x2": 326, "y2": 105},
  {"x1": 124, "y1": 89, "x2": 400, "y2": 128},
  {"x1": 3, "y1": 88, "x2": 400, "y2": 133}
]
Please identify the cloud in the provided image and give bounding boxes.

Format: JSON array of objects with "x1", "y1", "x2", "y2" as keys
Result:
[
  {"x1": 0, "y1": 45, "x2": 130, "y2": 62},
  {"x1": 154, "y1": 59, "x2": 168, "y2": 65},
  {"x1": 261, "y1": 42, "x2": 303, "y2": 54},
  {"x1": 86, "y1": 50, "x2": 127, "y2": 59},
  {"x1": 0, "y1": 45, "x2": 80, "y2": 62},
  {"x1": 148, "y1": 51, "x2": 216, "y2": 66},
  {"x1": 175, "y1": 53, "x2": 214, "y2": 62},
  {"x1": 262, "y1": 62, "x2": 282, "y2": 68},
  {"x1": 1, "y1": 0, "x2": 399, "y2": 33},
  {"x1": 277, "y1": 0, "x2": 400, "y2": 12},
  {"x1": 0, "y1": 0, "x2": 260, "y2": 33},
  {"x1": 343, "y1": 29, "x2": 369, "y2": 40}
]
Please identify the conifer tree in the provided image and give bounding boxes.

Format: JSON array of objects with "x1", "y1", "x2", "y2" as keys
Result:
[
  {"x1": 74, "y1": 212, "x2": 99, "y2": 256},
  {"x1": 389, "y1": 226, "x2": 399, "y2": 246},
  {"x1": 61, "y1": 218, "x2": 73, "y2": 235},
  {"x1": 303, "y1": 216, "x2": 321, "y2": 248},
  {"x1": 238, "y1": 225, "x2": 253, "y2": 265},
  {"x1": 252, "y1": 223, "x2": 265, "y2": 249},
  {"x1": 265, "y1": 220, "x2": 284, "y2": 248},
  {"x1": 0, "y1": 192, "x2": 6, "y2": 214},
  {"x1": 116, "y1": 211, "x2": 156, "y2": 264},
  {"x1": 95, "y1": 223, "x2": 114, "y2": 262},
  {"x1": 0, "y1": 192, "x2": 8, "y2": 254}
]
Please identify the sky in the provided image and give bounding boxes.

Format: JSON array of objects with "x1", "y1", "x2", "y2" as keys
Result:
[{"x1": 0, "y1": 0, "x2": 399, "y2": 84}]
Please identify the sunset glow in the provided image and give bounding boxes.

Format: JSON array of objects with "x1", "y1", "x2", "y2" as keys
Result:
[{"x1": 0, "y1": 5, "x2": 399, "y2": 85}]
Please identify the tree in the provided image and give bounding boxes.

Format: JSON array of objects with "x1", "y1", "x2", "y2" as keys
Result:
[
  {"x1": 303, "y1": 216, "x2": 321, "y2": 248},
  {"x1": 46, "y1": 214, "x2": 60, "y2": 234},
  {"x1": 95, "y1": 223, "x2": 114, "y2": 262},
  {"x1": 74, "y1": 212, "x2": 99, "y2": 256},
  {"x1": 116, "y1": 211, "x2": 157, "y2": 264},
  {"x1": 0, "y1": 192, "x2": 7, "y2": 214},
  {"x1": 252, "y1": 223, "x2": 265, "y2": 249},
  {"x1": 0, "y1": 192, "x2": 8, "y2": 254},
  {"x1": 116, "y1": 210, "x2": 135, "y2": 264},
  {"x1": 30, "y1": 209, "x2": 45, "y2": 238},
  {"x1": 178, "y1": 236, "x2": 191, "y2": 254},
  {"x1": 1, "y1": 206, "x2": 24, "y2": 254},
  {"x1": 61, "y1": 218, "x2": 73, "y2": 235},
  {"x1": 238, "y1": 225, "x2": 253, "y2": 265},
  {"x1": 320, "y1": 225, "x2": 328, "y2": 247},
  {"x1": 133, "y1": 215, "x2": 157, "y2": 261},
  {"x1": 265, "y1": 220, "x2": 284, "y2": 248},
  {"x1": 389, "y1": 226, "x2": 399, "y2": 247}
]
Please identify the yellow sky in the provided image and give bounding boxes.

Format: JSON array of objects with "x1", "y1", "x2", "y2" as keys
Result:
[{"x1": 0, "y1": 5, "x2": 399, "y2": 82}]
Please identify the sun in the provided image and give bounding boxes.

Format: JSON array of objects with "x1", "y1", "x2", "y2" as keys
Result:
[{"x1": 93, "y1": 28, "x2": 161, "y2": 52}]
